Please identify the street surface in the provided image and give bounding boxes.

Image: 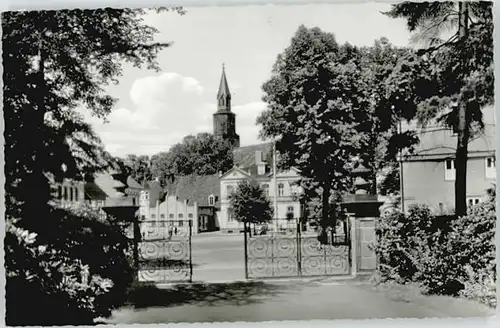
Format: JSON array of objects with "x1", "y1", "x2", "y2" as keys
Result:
[
  {"x1": 191, "y1": 232, "x2": 246, "y2": 282},
  {"x1": 106, "y1": 279, "x2": 494, "y2": 324}
]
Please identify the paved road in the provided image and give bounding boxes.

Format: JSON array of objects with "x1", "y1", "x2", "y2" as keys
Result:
[
  {"x1": 191, "y1": 233, "x2": 246, "y2": 282},
  {"x1": 106, "y1": 280, "x2": 494, "y2": 324}
]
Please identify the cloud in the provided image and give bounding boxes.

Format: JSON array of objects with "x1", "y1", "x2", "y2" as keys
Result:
[
  {"x1": 89, "y1": 72, "x2": 212, "y2": 156},
  {"x1": 233, "y1": 101, "x2": 267, "y2": 146}
]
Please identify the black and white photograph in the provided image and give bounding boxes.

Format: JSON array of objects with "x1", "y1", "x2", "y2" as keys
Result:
[{"x1": 1, "y1": 0, "x2": 497, "y2": 326}]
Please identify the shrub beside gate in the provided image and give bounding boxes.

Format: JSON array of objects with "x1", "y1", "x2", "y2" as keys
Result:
[{"x1": 374, "y1": 194, "x2": 496, "y2": 307}]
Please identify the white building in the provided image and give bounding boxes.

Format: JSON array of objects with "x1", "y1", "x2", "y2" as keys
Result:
[
  {"x1": 219, "y1": 150, "x2": 304, "y2": 233},
  {"x1": 139, "y1": 190, "x2": 200, "y2": 237}
]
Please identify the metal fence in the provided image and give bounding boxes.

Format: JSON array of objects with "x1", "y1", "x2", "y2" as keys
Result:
[
  {"x1": 244, "y1": 218, "x2": 351, "y2": 279},
  {"x1": 134, "y1": 220, "x2": 193, "y2": 283}
]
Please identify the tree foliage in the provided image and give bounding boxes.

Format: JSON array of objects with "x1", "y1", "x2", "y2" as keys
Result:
[
  {"x1": 122, "y1": 154, "x2": 153, "y2": 185},
  {"x1": 150, "y1": 132, "x2": 234, "y2": 185},
  {"x1": 384, "y1": 1, "x2": 494, "y2": 216},
  {"x1": 229, "y1": 181, "x2": 273, "y2": 225},
  {"x1": 375, "y1": 191, "x2": 496, "y2": 307},
  {"x1": 257, "y1": 26, "x2": 367, "y2": 226},
  {"x1": 3, "y1": 7, "x2": 183, "y2": 325}
]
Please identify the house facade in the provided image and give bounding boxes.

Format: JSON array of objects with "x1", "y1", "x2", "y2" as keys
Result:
[
  {"x1": 219, "y1": 150, "x2": 303, "y2": 233},
  {"x1": 139, "y1": 174, "x2": 221, "y2": 235},
  {"x1": 52, "y1": 178, "x2": 86, "y2": 209},
  {"x1": 139, "y1": 192, "x2": 199, "y2": 238},
  {"x1": 401, "y1": 106, "x2": 496, "y2": 214}
]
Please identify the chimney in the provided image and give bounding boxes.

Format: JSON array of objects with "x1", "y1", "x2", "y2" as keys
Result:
[
  {"x1": 256, "y1": 150, "x2": 266, "y2": 175},
  {"x1": 255, "y1": 151, "x2": 263, "y2": 164}
]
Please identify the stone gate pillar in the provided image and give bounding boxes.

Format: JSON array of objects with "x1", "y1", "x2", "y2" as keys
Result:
[{"x1": 341, "y1": 162, "x2": 383, "y2": 277}]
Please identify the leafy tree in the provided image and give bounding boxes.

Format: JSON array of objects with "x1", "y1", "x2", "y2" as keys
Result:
[
  {"x1": 229, "y1": 180, "x2": 273, "y2": 234},
  {"x1": 384, "y1": 1, "x2": 494, "y2": 216},
  {"x1": 257, "y1": 25, "x2": 368, "y2": 227},
  {"x1": 3, "y1": 7, "x2": 184, "y2": 325},
  {"x1": 150, "y1": 132, "x2": 234, "y2": 184},
  {"x1": 122, "y1": 154, "x2": 153, "y2": 185},
  {"x1": 356, "y1": 38, "x2": 420, "y2": 194}
]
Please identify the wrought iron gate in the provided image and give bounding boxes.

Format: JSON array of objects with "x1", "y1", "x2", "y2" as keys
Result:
[
  {"x1": 244, "y1": 219, "x2": 350, "y2": 279},
  {"x1": 135, "y1": 220, "x2": 193, "y2": 283}
]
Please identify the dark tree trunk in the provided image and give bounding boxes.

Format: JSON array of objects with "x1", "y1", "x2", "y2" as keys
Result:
[
  {"x1": 321, "y1": 182, "x2": 330, "y2": 229},
  {"x1": 455, "y1": 1, "x2": 470, "y2": 217}
]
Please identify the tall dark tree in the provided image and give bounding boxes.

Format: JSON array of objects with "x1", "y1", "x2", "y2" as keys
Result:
[
  {"x1": 257, "y1": 26, "x2": 369, "y2": 227},
  {"x1": 3, "y1": 7, "x2": 184, "y2": 325},
  {"x1": 384, "y1": 1, "x2": 494, "y2": 216},
  {"x1": 356, "y1": 37, "x2": 420, "y2": 193}
]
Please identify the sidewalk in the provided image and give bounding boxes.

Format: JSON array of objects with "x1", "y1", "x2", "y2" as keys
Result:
[{"x1": 104, "y1": 279, "x2": 494, "y2": 324}]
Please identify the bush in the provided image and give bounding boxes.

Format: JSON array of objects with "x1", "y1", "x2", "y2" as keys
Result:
[
  {"x1": 375, "y1": 194, "x2": 496, "y2": 306},
  {"x1": 5, "y1": 204, "x2": 135, "y2": 325}
]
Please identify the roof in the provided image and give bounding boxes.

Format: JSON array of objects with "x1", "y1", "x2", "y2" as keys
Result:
[
  {"x1": 217, "y1": 65, "x2": 231, "y2": 100},
  {"x1": 85, "y1": 173, "x2": 141, "y2": 207},
  {"x1": 127, "y1": 176, "x2": 143, "y2": 190},
  {"x1": 85, "y1": 173, "x2": 126, "y2": 200},
  {"x1": 143, "y1": 179, "x2": 166, "y2": 207},
  {"x1": 165, "y1": 174, "x2": 220, "y2": 207},
  {"x1": 404, "y1": 124, "x2": 495, "y2": 161},
  {"x1": 233, "y1": 142, "x2": 273, "y2": 168}
]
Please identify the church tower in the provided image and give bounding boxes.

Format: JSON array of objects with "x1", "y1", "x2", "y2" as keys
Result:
[{"x1": 213, "y1": 64, "x2": 240, "y2": 148}]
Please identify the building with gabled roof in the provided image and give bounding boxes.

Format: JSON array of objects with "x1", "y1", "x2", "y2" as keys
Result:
[
  {"x1": 219, "y1": 150, "x2": 304, "y2": 233},
  {"x1": 401, "y1": 106, "x2": 496, "y2": 214}
]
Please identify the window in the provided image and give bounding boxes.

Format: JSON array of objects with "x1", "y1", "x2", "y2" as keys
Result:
[
  {"x1": 208, "y1": 195, "x2": 215, "y2": 206},
  {"x1": 179, "y1": 214, "x2": 184, "y2": 219},
  {"x1": 226, "y1": 185, "x2": 234, "y2": 197},
  {"x1": 467, "y1": 197, "x2": 481, "y2": 207},
  {"x1": 160, "y1": 221, "x2": 165, "y2": 227},
  {"x1": 151, "y1": 214, "x2": 156, "y2": 219},
  {"x1": 57, "y1": 186, "x2": 62, "y2": 199},
  {"x1": 178, "y1": 220, "x2": 184, "y2": 227},
  {"x1": 485, "y1": 157, "x2": 496, "y2": 179},
  {"x1": 63, "y1": 186, "x2": 68, "y2": 200},
  {"x1": 74, "y1": 188, "x2": 79, "y2": 202},
  {"x1": 69, "y1": 187, "x2": 74, "y2": 201},
  {"x1": 132, "y1": 198, "x2": 136, "y2": 206},
  {"x1": 160, "y1": 214, "x2": 165, "y2": 219},
  {"x1": 262, "y1": 184, "x2": 269, "y2": 197},
  {"x1": 141, "y1": 215, "x2": 146, "y2": 220},
  {"x1": 151, "y1": 221, "x2": 156, "y2": 227},
  {"x1": 278, "y1": 183, "x2": 284, "y2": 196},
  {"x1": 287, "y1": 206, "x2": 294, "y2": 213},
  {"x1": 169, "y1": 214, "x2": 174, "y2": 219},
  {"x1": 444, "y1": 159, "x2": 456, "y2": 181},
  {"x1": 188, "y1": 213, "x2": 193, "y2": 219}
]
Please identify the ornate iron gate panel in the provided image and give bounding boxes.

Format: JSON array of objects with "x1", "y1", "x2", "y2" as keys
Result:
[
  {"x1": 244, "y1": 219, "x2": 350, "y2": 279},
  {"x1": 136, "y1": 220, "x2": 193, "y2": 283}
]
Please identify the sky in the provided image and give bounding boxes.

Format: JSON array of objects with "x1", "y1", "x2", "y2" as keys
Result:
[{"x1": 82, "y1": 3, "x2": 413, "y2": 157}]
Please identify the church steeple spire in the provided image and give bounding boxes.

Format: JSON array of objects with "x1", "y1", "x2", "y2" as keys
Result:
[
  {"x1": 217, "y1": 63, "x2": 231, "y2": 112},
  {"x1": 213, "y1": 64, "x2": 240, "y2": 148}
]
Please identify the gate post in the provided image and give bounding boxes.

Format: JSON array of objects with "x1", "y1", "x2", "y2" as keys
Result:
[
  {"x1": 348, "y1": 215, "x2": 357, "y2": 276},
  {"x1": 296, "y1": 221, "x2": 302, "y2": 277},
  {"x1": 189, "y1": 220, "x2": 193, "y2": 282},
  {"x1": 243, "y1": 221, "x2": 249, "y2": 279},
  {"x1": 341, "y1": 162, "x2": 383, "y2": 277},
  {"x1": 133, "y1": 216, "x2": 140, "y2": 272}
]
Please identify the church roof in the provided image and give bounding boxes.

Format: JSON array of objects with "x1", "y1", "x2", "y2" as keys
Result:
[{"x1": 217, "y1": 65, "x2": 231, "y2": 100}]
